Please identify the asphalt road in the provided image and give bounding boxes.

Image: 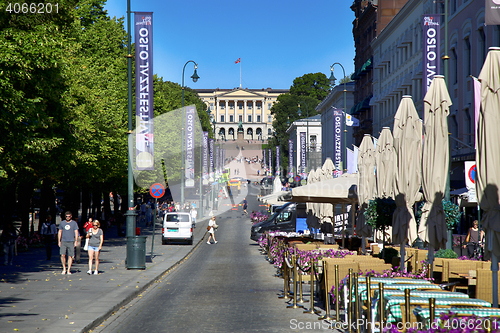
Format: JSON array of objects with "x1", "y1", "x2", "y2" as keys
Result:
[{"x1": 92, "y1": 191, "x2": 335, "y2": 333}]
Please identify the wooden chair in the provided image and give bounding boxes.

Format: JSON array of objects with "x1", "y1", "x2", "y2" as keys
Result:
[{"x1": 475, "y1": 268, "x2": 500, "y2": 303}]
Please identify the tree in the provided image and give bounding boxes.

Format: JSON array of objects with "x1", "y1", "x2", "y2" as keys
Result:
[{"x1": 289, "y1": 72, "x2": 330, "y2": 102}]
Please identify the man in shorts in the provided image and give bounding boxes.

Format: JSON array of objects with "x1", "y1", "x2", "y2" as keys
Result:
[{"x1": 58, "y1": 211, "x2": 79, "y2": 275}]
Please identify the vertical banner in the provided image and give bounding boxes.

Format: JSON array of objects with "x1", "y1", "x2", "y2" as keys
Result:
[
  {"x1": 262, "y1": 149, "x2": 267, "y2": 170},
  {"x1": 134, "y1": 12, "x2": 154, "y2": 170},
  {"x1": 300, "y1": 132, "x2": 306, "y2": 177},
  {"x1": 486, "y1": 0, "x2": 500, "y2": 25},
  {"x1": 215, "y1": 145, "x2": 220, "y2": 178},
  {"x1": 219, "y1": 147, "x2": 224, "y2": 172},
  {"x1": 184, "y1": 106, "x2": 195, "y2": 188},
  {"x1": 288, "y1": 139, "x2": 294, "y2": 177},
  {"x1": 203, "y1": 132, "x2": 209, "y2": 181},
  {"x1": 275, "y1": 146, "x2": 280, "y2": 176},
  {"x1": 333, "y1": 109, "x2": 344, "y2": 174},
  {"x1": 422, "y1": 15, "x2": 441, "y2": 95},
  {"x1": 209, "y1": 139, "x2": 214, "y2": 180},
  {"x1": 268, "y1": 149, "x2": 272, "y2": 175}
]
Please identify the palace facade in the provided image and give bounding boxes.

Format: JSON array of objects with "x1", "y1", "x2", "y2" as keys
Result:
[{"x1": 196, "y1": 87, "x2": 288, "y2": 141}]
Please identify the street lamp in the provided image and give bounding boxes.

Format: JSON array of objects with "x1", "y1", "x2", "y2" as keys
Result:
[
  {"x1": 297, "y1": 102, "x2": 309, "y2": 174},
  {"x1": 181, "y1": 60, "x2": 199, "y2": 209},
  {"x1": 329, "y1": 63, "x2": 347, "y2": 173}
]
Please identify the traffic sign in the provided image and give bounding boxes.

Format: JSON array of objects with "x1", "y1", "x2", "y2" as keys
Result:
[
  {"x1": 294, "y1": 176, "x2": 301, "y2": 182},
  {"x1": 150, "y1": 183, "x2": 165, "y2": 198}
]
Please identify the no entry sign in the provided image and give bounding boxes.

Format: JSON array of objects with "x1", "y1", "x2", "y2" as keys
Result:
[{"x1": 150, "y1": 183, "x2": 165, "y2": 199}]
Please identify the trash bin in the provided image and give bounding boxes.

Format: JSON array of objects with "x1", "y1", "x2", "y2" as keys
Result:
[{"x1": 126, "y1": 236, "x2": 147, "y2": 269}]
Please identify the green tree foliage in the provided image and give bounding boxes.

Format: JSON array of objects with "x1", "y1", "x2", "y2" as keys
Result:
[{"x1": 289, "y1": 72, "x2": 330, "y2": 102}]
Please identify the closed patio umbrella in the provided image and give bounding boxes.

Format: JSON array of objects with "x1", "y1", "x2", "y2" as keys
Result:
[
  {"x1": 392, "y1": 96, "x2": 422, "y2": 270},
  {"x1": 476, "y1": 47, "x2": 500, "y2": 307},
  {"x1": 320, "y1": 159, "x2": 335, "y2": 241},
  {"x1": 273, "y1": 176, "x2": 282, "y2": 194},
  {"x1": 375, "y1": 127, "x2": 396, "y2": 199},
  {"x1": 418, "y1": 75, "x2": 451, "y2": 273},
  {"x1": 356, "y1": 134, "x2": 375, "y2": 247}
]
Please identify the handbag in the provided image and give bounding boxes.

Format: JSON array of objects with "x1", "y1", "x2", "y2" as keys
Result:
[
  {"x1": 207, "y1": 226, "x2": 211, "y2": 231},
  {"x1": 83, "y1": 238, "x2": 89, "y2": 251}
]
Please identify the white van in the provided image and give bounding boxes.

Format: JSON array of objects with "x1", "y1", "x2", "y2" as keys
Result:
[{"x1": 162, "y1": 212, "x2": 193, "y2": 245}]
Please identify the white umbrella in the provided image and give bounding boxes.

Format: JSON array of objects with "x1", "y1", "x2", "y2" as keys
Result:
[
  {"x1": 392, "y1": 96, "x2": 422, "y2": 270},
  {"x1": 418, "y1": 75, "x2": 451, "y2": 273},
  {"x1": 375, "y1": 127, "x2": 396, "y2": 199},
  {"x1": 305, "y1": 169, "x2": 320, "y2": 231},
  {"x1": 273, "y1": 176, "x2": 282, "y2": 194},
  {"x1": 356, "y1": 135, "x2": 375, "y2": 252},
  {"x1": 476, "y1": 47, "x2": 500, "y2": 307}
]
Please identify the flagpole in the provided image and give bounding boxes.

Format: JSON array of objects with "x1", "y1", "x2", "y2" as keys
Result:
[{"x1": 239, "y1": 61, "x2": 242, "y2": 88}]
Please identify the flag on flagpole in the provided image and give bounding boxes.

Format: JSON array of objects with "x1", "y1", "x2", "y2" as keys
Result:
[
  {"x1": 235, "y1": 58, "x2": 241, "y2": 64},
  {"x1": 472, "y1": 75, "x2": 480, "y2": 149}
]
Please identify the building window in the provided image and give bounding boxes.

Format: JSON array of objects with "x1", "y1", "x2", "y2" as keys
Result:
[
  {"x1": 229, "y1": 102, "x2": 234, "y2": 109},
  {"x1": 239, "y1": 115, "x2": 243, "y2": 122},
  {"x1": 464, "y1": 37, "x2": 471, "y2": 77},
  {"x1": 210, "y1": 103, "x2": 214, "y2": 111},
  {"x1": 267, "y1": 115, "x2": 272, "y2": 122},
  {"x1": 248, "y1": 115, "x2": 252, "y2": 122},
  {"x1": 257, "y1": 115, "x2": 261, "y2": 122},
  {"x1": 268, "y1": 103, "x2": 272, "y2": 110},
  {"x1": 257, "y1": 103, "x2": 261, "y2": 110},
  {"x1": 238, "y1": 102, "x2": 243, "y2": 110},
  {"x1": 220, "y1": 115, "x2": 224, "y2": 122},
  {"x1": 478, "y1": 27, "x2": 486, "y2": 64},
  {"x1": 464, "y1": 108, "x2": 472, "y2": 145},
  {"x1": 220, "y1": 104, "x2": 225, "y2": 110},
  {"x1": 268, "y1": 128, "x2": 272, "y2": 135},
  {"x1": 451, "y1": 48, "x2": 458, "y2": 84},
  {"x1": 229, "y1": 115, "x2": 234, "y2": 122},
  {"x1": 248, "y1": 103, "x2": 252, "y2": 109}
]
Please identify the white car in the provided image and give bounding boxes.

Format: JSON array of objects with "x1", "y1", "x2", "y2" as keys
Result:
[{"x1": 162, "y1": 212, "x2": 193, "y2": 245}]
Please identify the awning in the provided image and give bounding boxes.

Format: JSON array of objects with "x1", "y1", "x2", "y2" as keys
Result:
[{"x1": 283, "y1": 174, "x2": 358, "y2": 204}]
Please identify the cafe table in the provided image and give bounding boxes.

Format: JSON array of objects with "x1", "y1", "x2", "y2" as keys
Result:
[
  {"x1": 414, "y1": 307, "x2": 500, "y2": 329},
  {"x1": 368, "y1": 289, "x2": 470, "y2": 302},
  {"x1": 357, "y1": 277, "x2": 432, "y2": 285},
  {"x1": 382, "y1": 296, "x2": 491, "y2": 323}
]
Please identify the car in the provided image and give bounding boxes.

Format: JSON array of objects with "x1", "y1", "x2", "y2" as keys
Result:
[
  {"x1": 250, "y1": 202, "x2": 307, "y2": 242},
  {"x1": 162, "y1": 212, "x2": 193, "y2": 245}
]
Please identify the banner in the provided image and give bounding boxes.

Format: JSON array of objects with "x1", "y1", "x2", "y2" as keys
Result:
[
  {"x1": 215, "y1": 145, "x2": 220, "y2": 178},
  {"x1": 486, "y1": 0, "x2": 500, "y2": 25},
  {"x1": 333, "y1": 109, "x2": 344, "y2": 173},
  {"x1": 184, "y1": 106, "x2": 195, "y2": 188},
  {"x1": 300, "y1": 132, "x2": 306, "y2": 177},
  {"x1": 134, "y1": 12, "x2": 154, "y2": 170},
  {"x1": 262, "y1": 149, "x2": 266, "y2": 169},
  {"x1": 275, "y1": 146, "x2": 280, "y2": 176},
  {"x1": 202, "y1": 132, "x2": 208, "y2": 180},
  {"x1": 268, "y1": 149, "x2": 272, "y2": 175},
  {"x1": 422, "y1": 15, "x2": 441, "y2": 95},
  {"x1": 288, "y1": 139, "x2": 294, "y2": 177},
  {"x1": 209, "y1": 139, "x2": 214, "y2": 180}
]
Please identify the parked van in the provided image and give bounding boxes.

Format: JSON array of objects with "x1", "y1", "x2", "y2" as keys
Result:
[
  {"x1": 162, "y1": 212, "x2": 193, "y2": 245},
  {"x1": 250, "y1": 202, "x2": 307, "y2": 241}
]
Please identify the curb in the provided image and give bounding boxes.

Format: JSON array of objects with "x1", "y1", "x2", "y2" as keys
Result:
[{"x1": 81, "y1": 221, "x2": 209, "y2": 333}]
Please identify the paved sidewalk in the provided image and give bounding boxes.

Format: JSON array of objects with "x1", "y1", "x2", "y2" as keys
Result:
[{"x1": 0, "y1": 216, "x2": 211, "y2": 333}]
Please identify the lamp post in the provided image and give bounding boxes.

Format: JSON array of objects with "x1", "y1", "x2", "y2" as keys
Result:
[
  {"x1": 297, "y1": 102, "x2": 309, "y2": 174},
  {"x1": 329, "y1": 63, "x2": 347, "y2": 173},
  {"x1": 181, "y1": 60, "x2": 199, "y2": 210}
]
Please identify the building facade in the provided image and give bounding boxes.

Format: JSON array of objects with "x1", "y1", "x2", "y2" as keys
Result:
[
  {"x1": 315, "y1": 82, "x2": 356, "y2": 167},
  {"x1": 286, "y1": 115, "x2": 322, "y2": 177},
  {"x1": 196, "y1": 88, "x2": 288, "y2": 141},
  {"x1": 371, "y1": 0, "x2": 500, "y2": 191}
]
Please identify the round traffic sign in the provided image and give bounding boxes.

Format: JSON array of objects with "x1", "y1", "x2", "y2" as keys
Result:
[
  {"x1": 294, "y1": 176, "x2": 301, "y2": 182},
  {"x1": 288, "y1": 177, "x2": 294, "y2": 183},
  {"x1": 150, "y1": 183, "x2": 165, "y2": 198},
  {"x1": 300, "y1": 179, "x2": 307, "y2": 186},
  {"x1": 468, "y1": 164, "x2": 476, "y2": 184}
]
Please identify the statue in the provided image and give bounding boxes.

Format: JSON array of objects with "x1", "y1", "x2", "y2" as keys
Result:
[{"x1": 237, "y1": 121, "x2": 244, "y2": 133}]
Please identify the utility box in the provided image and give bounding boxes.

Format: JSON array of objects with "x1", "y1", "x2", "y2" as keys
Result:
[{"x1": 126, "y1": 236, "x2": 147, "y2": 269}]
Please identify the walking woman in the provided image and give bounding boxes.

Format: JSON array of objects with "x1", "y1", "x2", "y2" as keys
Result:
[
  {"x1": 207, "y1": 216, "x2": 218, "y2": 244},
  {"x1": 87, "y1": 220, "x2": 104, "y2": 275}
]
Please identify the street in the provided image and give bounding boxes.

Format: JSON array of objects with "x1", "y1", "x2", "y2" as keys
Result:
[{"x1": 92, "y1": 192, "x2": 334, "y2": 333}]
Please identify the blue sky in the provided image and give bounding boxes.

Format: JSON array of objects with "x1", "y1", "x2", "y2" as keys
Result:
[{"x1": 104, "y1": 0, "x2": 355, "y2": 90}]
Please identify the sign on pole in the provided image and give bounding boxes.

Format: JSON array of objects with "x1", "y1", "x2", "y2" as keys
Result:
[{"x1": 150, "y1": 183, "x2": 165, "y2": 199}]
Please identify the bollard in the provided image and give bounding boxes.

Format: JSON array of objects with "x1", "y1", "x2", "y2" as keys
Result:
[
  {"x1": 303, "y1": 258, "x2": 318, "y2": 314},
  {"x1": 366, "y1": 275, "x2": 371, "y2": 326},
  {"x1": 278, "y1": 253, "x2": 291, "y2": 299},
  {"x1": 354, "y1": 273, "x2": 359, "y2": 327},
  {"x1": 427, "y1": 263, "x2": 432, "y2": 279},
  {"x1": 297, "y1": 264, "x2": 308, "y2": 303},
  {"x1": 287, "y1": 255, "x2": 302, "y2": 309},
  {"x1": 319, "y1": 260, "x2": 333, "y2": 320},
  {"x1": 348, "y1": 269, "x2": 353, "y2": 333},
  {"x1": 378, "y1": 283, "x2": 384, "y2": 327},
  {"x1": 404, "y1": 288, "x2": 410, "y2": 329},
  {"x1": 429, "y1": 298, "x2": 435, "y2": 326},
  {"x1": 335, "y1": 264, "x2": 340, "y2": 322}
]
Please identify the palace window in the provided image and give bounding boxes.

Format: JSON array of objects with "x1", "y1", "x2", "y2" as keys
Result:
[
  {"x1": 257, "y1": 115, "x2": 261, "y2": 122},
  {"x1": 220, "y1": 115, "x2": 225, "y2": 122},
  {"x1": 229, "y1": 115, "x2": 234, "y2": 122},
  {"x1": 248, "y1": 115, "x2": 252, "y2": 122}
]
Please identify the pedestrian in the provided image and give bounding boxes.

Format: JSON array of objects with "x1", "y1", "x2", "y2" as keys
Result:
[
  {"x1": 1, "y1": 222, "x2": 17, "y2": 265},
  {"x1": 463, "y1": 220, "x2": 484, "y2": 258},
  {"x1": 82, "y1": 217, "x2": 94, "y2": 251},
  {"x1": 86, "y1": 220, "x2": 103, "y2": 275},
  {"x1": 207, "y1": 216, "x2": 218, "y2": 244},
  {"x1": 190, "y1": 207, "x2": 197, "y2": 228},
  {"x1": 58, "y1": 211, "x2": 79, "y2": 275},
  {"x1": 40, "y1": 215, "x2": 57, "y2": 260},
  {"x1": 243, "y1": 198, "x2": 248, "y2": 215}
]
